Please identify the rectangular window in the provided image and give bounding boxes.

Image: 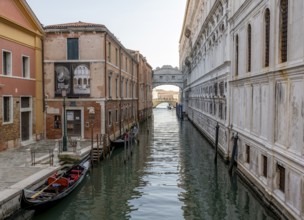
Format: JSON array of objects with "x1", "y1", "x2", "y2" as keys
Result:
[
  {"x1": 115, "y1": 109, "x2": 118, "y2": 122},
  {"x1": 108, "y1": 75, "x2": 112, "y2": 98},
  {"x1": 121, "y1": 80, "x2": 124, "y2": 98},
  {"x1": 108, "y1": 111, "x2": 112, "y2": 126},
  {"x1": 21, "y1": 97, "x2": 31, "y2": 108},
  {"x1": 3, "y1": 96, "x2": 12, "y2": 123},
  {"x1": 246, "y1": 145, "x2": 250, "y2": 163},
  {"x1": 22, "y1": 56, "x2": 30, "y2": 78},
  {"x1": 116, "y1": 78, "x2": 118, "y2": 98},
  {"x1": 125, "y1": 57, "x2": 128, "y2": 71},
  {"x1": 115, "y1": 48, "x2": 118, "y2": 66},
  {"x1": 3, "y1": 50, "x2": 12, "y2": 75},
  {"x1": 67, "y1": 38, "x2": 79, "y2": 60},
  {"x1": 235, "y1": 35, "x2": 239, "y2": 76},
  {"x1": 108, "y1": 42, "x2": 111, "y2": 62},
  {"x1": 262, "y1": 155, "x2": 268, "y2": 178},
  {"x1": 277, "y1": 163, "x2": 285, "y2": 192},
  {"x1": 280, "y1": 0, "x2": 288, "y2": 63}
]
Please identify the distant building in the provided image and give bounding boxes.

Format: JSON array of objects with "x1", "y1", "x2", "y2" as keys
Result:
[
  {"x1": 44, "y1": 22, "x2": 140, "y2": 141},
  {"x1": 0, "y1": 0, "x2": 44, "y2": 151},
  {"x1": 180, "y1": 0, "x2": 304, "y2": 219},
  {"x1": 129, "y1": 50, "x2": 153, "y2": 122}
]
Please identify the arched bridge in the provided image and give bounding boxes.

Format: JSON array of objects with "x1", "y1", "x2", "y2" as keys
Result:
[
  {"x1": 153, "y1": 98, "x2": 178, "y2": 108},
  {"x1": 153, "y1": 65, "x2": 183, "y2": 89}
]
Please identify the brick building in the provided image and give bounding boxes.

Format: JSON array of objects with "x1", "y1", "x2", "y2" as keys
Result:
[
  {"x1": 129, "y1": 50, "x2": 153, "y2": 122},
  {"x1": 44, "y1": 22, "x2": 148, "y2": 141}
]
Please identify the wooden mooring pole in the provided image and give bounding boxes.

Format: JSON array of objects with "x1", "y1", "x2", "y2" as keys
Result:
[
  {"x1": 229, "y1": 133, "x2": 238, "y2": 175},
  {"x1": 214, "y1": 123, "x2": 219, "y2": 163}
]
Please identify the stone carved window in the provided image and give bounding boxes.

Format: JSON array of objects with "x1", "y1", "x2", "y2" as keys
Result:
[
  {"x1": 277, "y1": 163, "x2": 285, "y2": 192},
  {"x1": 264, "y1": 9, "x2": 270, "y2": 67},
  {"x1": 280, "y1": 0, "x2": 288, "y2": 63},
  {"x1": 247, "y1": 24, "x2": 252, "y2": 72},
  {"x1": 235, "y1": 35, "x2": 239, "y2": 76},
  {"x1": 262, "y1": 155, "x2": 268, "y2": 178},
  {"x1": 246, "y1": 145, "x2": 250, "y2": 164}
]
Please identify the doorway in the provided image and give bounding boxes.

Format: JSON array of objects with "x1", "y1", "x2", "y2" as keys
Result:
[
  {"x1": 66, "y1": 110, "x2": 82, "y2": 137},
  {"x1": 21, "y1": 111, "x2": 30, "y2": 141}
]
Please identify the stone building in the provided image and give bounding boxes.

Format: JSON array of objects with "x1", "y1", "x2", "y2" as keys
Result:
[
  {"x1": 180, "y1": 0, "x2": 304, "y2": 219},
  {"x1": 179, "y1": 0, "x2": 230, "y2": 158},
  {"x1": 0, "y1": 0, "x2": 44, "y2": 151},
  {"x1": 44, "y1": 22, "x2": 140, "y2": 141}
]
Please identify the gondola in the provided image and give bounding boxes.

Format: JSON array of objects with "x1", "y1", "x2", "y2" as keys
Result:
[
  {"x1": 111, "y1": 124, "x2": 139, "y2": 148},
  {"x1": 21, "y1": 157, "x2": 90, "y2": 210}
]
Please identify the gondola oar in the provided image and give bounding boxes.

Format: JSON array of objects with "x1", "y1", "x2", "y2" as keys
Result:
[{"x1": 30, "y1": 172, "x2": 65, "y2": 199}]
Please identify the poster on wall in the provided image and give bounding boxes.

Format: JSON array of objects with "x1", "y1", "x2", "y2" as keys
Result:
[{"x1": 55, "y1": 63, "x2": 90, "y2": 97}]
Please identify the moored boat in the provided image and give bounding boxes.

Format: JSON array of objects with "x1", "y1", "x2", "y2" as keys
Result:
[
  {"x1": 111, "y1": 123, "x2": 139, "y2": 148},
  {"x1": 21, "y1": 157, "x2": 90, "y2": 210}
]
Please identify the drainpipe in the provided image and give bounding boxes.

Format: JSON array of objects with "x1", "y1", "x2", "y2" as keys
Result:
[
  {"x1": 137, "y1": 55, "x2": 140, "y2": 121},
  {"x1": 119, "y1": 47, "x2": 122, "y2": 136},
  {"x1": 131, "y1": 58, "x2": 134, "y2": 123},
  {"x1": 42, "y1": 38, "x2": 46, "y2": 140},
  {"x1": 104, "y1": 32, "x2": 108, "y2": 136}
]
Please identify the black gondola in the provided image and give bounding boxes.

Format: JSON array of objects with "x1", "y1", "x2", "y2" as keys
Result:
[
  {"x1": 111, "y1": 124, "x2": 139, "y2": 148},
  {"x1": 21, "y1": 157, "x2": 90, "y2": 210}
]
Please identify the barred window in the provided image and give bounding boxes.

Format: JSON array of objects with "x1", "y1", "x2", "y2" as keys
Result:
[
  {"x1": 264, "y1": 9, "x2": 270, "y2": 67},
  {"x1": 277, "y1": 164, "x2": 285, "y2": 192},
  {"x1": 235, "y1": 35, "x2": 239, "y2": 76},
  {"x1": 246, "y1": 145, "x2": 250, "y2": 163},
  {"x1": 247, "y1": 24, "x2": 252, "y2": 72},
  {"x1": 262, "y1": 155, "x2": 268, "y2": 178},
  {"x1": 280, "y1": 0, "x2": 288, "y2": 63}
]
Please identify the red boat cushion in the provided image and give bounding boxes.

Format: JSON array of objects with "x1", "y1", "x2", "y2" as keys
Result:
[
  {"x1": 71, "y1": 169, "x2": 81, "y2": 174},
  {"x1": 47, "y1": 177, "x2": 69, "y2": 187}
]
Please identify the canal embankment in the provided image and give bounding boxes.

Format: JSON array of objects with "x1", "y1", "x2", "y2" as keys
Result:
[
  {"x1": 0, "y1": 140, "x2": 92, "y2": 219},
  {"x1": 185, "y1": 114, "x2": 291, "y2": 220}
]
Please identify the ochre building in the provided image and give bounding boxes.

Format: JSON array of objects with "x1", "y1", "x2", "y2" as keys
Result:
[{"x1": 0, "y1": 0, "x2": 44, "y2": 151}]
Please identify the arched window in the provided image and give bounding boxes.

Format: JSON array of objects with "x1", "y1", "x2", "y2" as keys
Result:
[
  {"x1": 235, "y1": 35, "x2": 239, "y2": 76},
  {"x1": 247, "y1": 24, "x2": 252, "y2": 72},
  {"x1": 265, "y1": 9, "x2": 270, "y2": 67},
  {"x1": 280, "y1": 0, "x2": 288, "y2": 63}
]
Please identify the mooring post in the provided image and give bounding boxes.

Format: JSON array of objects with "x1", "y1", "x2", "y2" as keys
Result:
[
  {"x1": 124, "y1": 137, "x2": 127, "y2": 164},
  {"x1": 229, "y1": 133, "x2": 238, "y2": 174},
  {"x1": 214, "y1": 123, "x2": 219, "y2": 163}
]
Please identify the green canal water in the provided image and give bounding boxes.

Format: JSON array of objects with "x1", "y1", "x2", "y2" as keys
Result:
[{"x1": 33, "y1": 108, "x2": 278, "y2": 220}]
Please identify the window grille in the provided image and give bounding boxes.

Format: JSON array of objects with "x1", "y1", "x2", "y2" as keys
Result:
[
  {"x1": 247, "y1": 24, "x2": 251, "y2": 72},
  {"x1": 280, "y1": 0, "x2": 288, "y2": 62},
  {"x1": 235, "y1": 35, "x2": 239, "y2": 76},
  {"x1": 265, "y1": 9, "x2": 270, "y2": 67}
]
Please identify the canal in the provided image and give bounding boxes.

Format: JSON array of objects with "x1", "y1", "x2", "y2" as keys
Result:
[{"x1": 33, "y1": 107, "x2": 278, "y2": 220}]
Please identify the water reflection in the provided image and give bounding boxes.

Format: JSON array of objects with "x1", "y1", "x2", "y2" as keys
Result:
[{"x1": 33, "y1": 108, "x2": 277, "y2": 220}]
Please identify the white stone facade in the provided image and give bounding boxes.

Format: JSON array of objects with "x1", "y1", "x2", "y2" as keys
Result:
[
  {"x1": 180, "y1": 0, "x2": 230, "y2": 158},
  {"x1": 180, "y1": 0, "x2": 304, "y2": 219}
]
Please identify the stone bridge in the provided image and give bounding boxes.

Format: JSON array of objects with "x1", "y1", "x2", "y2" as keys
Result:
[
  {"x1": 153, "y1": 65, "x2": 183, "y2": 89},
  {"x1": 152, "y1": 98, "x2": 178, "y2": 108}
]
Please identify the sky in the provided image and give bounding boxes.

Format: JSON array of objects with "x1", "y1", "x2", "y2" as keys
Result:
[{"x1": 26, "y1": 0, "x2": 187, "y2": 71}]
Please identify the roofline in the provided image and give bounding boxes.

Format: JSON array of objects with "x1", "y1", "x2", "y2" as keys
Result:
[
  {"x1": 21, "y1": 0, "x2": 44, "y2": 34},
  {"x1": 44, "y1": 23, "x2": 139, "y2": 62},
  {"x1": 179, "y1": 0, "x2": 190, "y2": 43}
]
